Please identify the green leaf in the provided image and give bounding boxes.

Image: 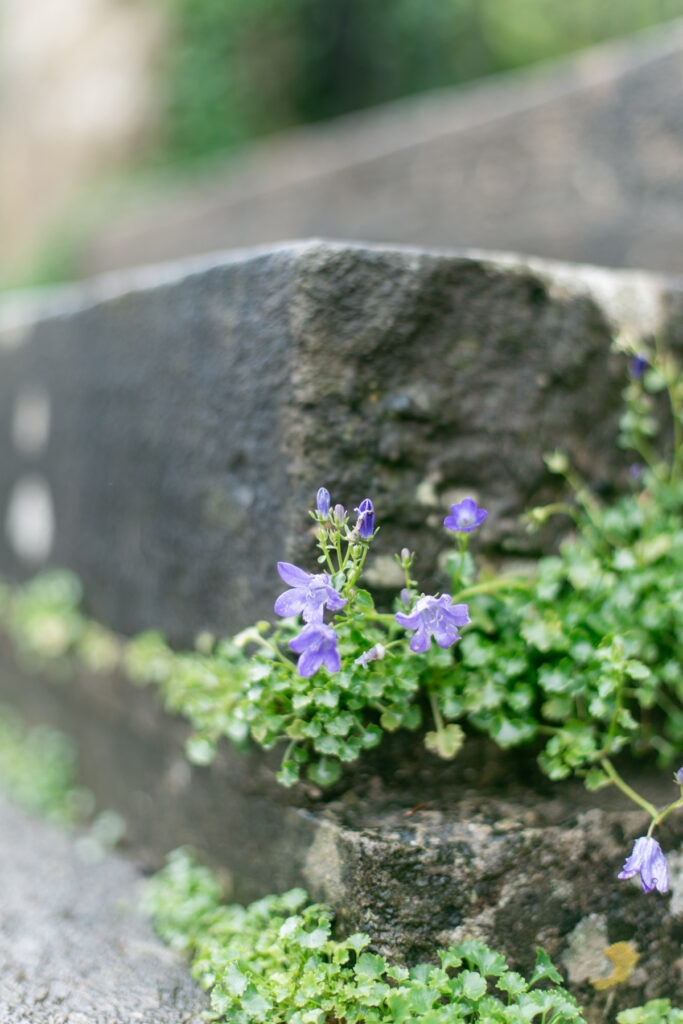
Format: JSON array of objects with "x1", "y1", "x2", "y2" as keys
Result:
[
  {"x1": 424, "y1": 723, "x2": 464, "y2": 759},
  {"x1": 461, "y1": 970, "x2": 487, "y2": 1000},
  {"x1": 307, "y1": 758, "x2": 342, "y2": 787},
  {"x1": 224, "y1": 964, "x2": 249, "y2": 996},
  {"x1": 355, "y1": 953, "x2": 386, "y2": 979},
  {"x1": 184, "y1": 735, "x2": 216, "y2": 766},
  {"x1": 529, "y1": 947, "x2": 563, "y2": 986}
]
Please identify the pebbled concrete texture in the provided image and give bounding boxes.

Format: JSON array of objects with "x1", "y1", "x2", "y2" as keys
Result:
[
  {"x1": 1, "y1": 241, "x2": 683, "y2": 645},
  {"x1": 80, "y1": 22, "x2": 683, "y2": 277},
  {"x1": 0, "y1": 796, "x2": 207, "y2": 1023}
]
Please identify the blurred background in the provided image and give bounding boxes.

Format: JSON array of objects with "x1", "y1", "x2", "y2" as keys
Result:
[{"x1": 3, "y1": 0, "x2": 683, "y2": 290}]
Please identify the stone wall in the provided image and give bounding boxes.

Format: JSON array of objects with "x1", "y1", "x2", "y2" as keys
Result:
[
  {"x1": 2, "y1": 242, "x2": 682, "y2": 642},
  {"x1": 1, "y1": 242, "x2": 682, "y2": 1021},
  {"x1": 82, "y1": 21, "x2": 683, "y2": 277}
]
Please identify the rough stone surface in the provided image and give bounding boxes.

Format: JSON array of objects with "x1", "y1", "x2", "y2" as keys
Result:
[
  {"x1": 0, "y1": 795, "x2": 207, "y2": 1023},
  {"x1": 81, "y1": 22, "x2": 683, "y2": 277},
  {"x1": 1, "y1": 644, "x2": 681, "y2": 1023},
  {"x1": 1, "y1": 242, "x2": 683, "y2": 644}
]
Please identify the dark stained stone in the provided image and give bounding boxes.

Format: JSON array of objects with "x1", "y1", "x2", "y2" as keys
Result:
[{"x1": 1, "y1": 242, "x2": 681, "y2": 644}]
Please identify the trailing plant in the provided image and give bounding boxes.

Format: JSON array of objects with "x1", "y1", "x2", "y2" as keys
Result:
[
  {"x1": 145, "y1": 849, "x2": 683, "y2": 1024},
  {"x1": 0, "y1": 701, "x2": 89, "y2": 824},
  {"x1": 144, "y1": 847, "x2": 586, "y2": 1024}
]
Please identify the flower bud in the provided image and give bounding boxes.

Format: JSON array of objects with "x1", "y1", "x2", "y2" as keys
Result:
[
  {"x1": 630, "y1": 354, "x2": 648, "y2": 380},
  {"x1": 356, "y1": 498, "x2": 375, "y2": 540},
  {"x1": 334, "y1": 504, "x2": 345, "y2": 525},
  {"x1": 316, "y1": 487, "x2": 331, "y2": 517}
]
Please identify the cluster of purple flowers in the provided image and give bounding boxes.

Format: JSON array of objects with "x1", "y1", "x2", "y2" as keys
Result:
[
  {"x1": 272, "y1": 489, "x2": 489, "y2": 678},
  {"x1": 274, "y1": 490, "x2": 375, "y2": 677}
]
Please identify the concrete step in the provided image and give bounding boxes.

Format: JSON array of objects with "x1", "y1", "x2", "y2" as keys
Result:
[{"x1": 0, "y1": 796, "x2": 207, "y2": 1023}]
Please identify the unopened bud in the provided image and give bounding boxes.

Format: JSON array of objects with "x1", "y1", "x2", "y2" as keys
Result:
[{"x1": 316, "y1": 487, "x2": 331, "y2": 517}]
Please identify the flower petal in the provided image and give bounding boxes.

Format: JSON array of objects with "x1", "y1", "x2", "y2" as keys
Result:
[
  {"x1": 277, "y1": 562, "x2": 313, "y2": 587},
  {"x1": 409, "y1": 624, "x2": 431, "y2": 653},
  {"x1": 322, "y1": 645, "x2": 341, "y2": 674},
  {"x1": 446, "y1": 602, "x2": 470, "y2": 627},
  {"x1": 324, "y1": 589, "x2": 347, "y2": 612},
  {"x1": 297, "y1": 648, "x2": 323, "y2": 678},
  {"x1": 395, "y1": 610, "x2": 421, "y2": 629},
  {"x1": 274, "y1": 590, "x2": 306, "y2": 618}
]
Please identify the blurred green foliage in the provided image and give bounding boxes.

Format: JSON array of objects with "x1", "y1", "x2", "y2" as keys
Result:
[{"x1": 159, "y1": 0, "x2": 683, "y2": 161}]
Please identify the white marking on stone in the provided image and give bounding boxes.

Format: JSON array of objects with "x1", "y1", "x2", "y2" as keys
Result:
[
  {"x1": 562, "y1": 913, "x2": 611, "y2": 985},
  {"x1": 11, "y1": 388, "x2": 51, "y2": 455},
  {"x1": 5, "y1": 475, "x2": 55, "y2": 563}
]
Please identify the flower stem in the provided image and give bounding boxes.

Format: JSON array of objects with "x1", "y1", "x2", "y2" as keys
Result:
[
  {"x1": 428, "y1": 688, "x2": 446, "y2": 738},
  {"x1": 453, "y1": 576, "x2": 532, "y2": 603},
  {"x1": 599, "y1": 757, "x2": 658, "y2": 818},
  {"x1": 647, "y1": 794, "x2": 683, "y2": 835}
]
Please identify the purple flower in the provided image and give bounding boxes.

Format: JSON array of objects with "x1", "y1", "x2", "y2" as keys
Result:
[
  {"x1": 674, "y1": 767, "x2": 683, "y2": 785},
  {"x1": 354, "y1": 643, "x2": 385, "y2": 668},
  {"x1": 316, "y1": 487, "x2": 331, "y2": 517},
  {"x1": 274, "y1": 562, "x2": 347, "y2": 623},
  {"x1": 334, "y1": 504, "x2": 346, "y2": 525},
  {"x1": 444, "y1": 498, "x2": 488, "y2": 533},
  {"x1": 395, "y1": 594, "x2": 470, "y2": 653},
  {"x1": 289, "y1": 622, "x2": 340, "y2": 678},
  {"x1": 630, "y1": 354, "x2": 648, "y2": 380},
  {"x1": 618, "y1": 836, "x2": 669, "y2": 894},
  {"x1": 355, "y1": 498, "x2": 375, "y2": 540}
]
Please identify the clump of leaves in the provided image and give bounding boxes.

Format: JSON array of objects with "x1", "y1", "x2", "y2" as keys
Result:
[
  {"x1": 0, "y1": 702, "x2": 90, "y2": 823},
  {"x1": 145, "y1": 848, "x2": 586, "y2": 1024},
  {"x1": 617, "y1": 1000, "x2": 683, "y2": 1024}
]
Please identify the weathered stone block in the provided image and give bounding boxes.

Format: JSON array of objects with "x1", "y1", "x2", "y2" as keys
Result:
[{"x1": 1, "y1": 242, "x2": 681, "y2": 644}]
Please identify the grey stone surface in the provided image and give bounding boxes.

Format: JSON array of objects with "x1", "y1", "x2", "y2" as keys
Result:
[
  {"x1": 81, "y1": 21, "x2": 683, "y2": 276},
  {"x1": 0, "y1": 795, "x2": 207, "y2": 1023},
  {"x1": 1, "y1": 241, "x2": 683, "y2": 645},
  {"x1": 0, "y1": 643, "x2": 681, "y2": 1023}
]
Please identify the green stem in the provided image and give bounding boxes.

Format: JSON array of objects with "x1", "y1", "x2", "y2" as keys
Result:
[
  {"x1": 453, "y1": 576, "x2": 533, "y2": 603},
  {"x1": 346, "y1": 544, "x2": 370, "y2": 589},
  {"x1": 281, "y1": 739, "x2": 297, "y2": 766},
  {"x1": 428, "y1": 688, "x2": 446, "y2": 737},
  {"x1": 604, "y1": 670, "x2": 625, "y2": 752},
  {"x1": 654, "y1": 335, "x2": 683, "y2": 483},
  {"x1": 599, "y1": 757, "x2": 658, "y2": 818},
  {"x1": 647, "y1": 793, "x2": 683, "y2": 835}
]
